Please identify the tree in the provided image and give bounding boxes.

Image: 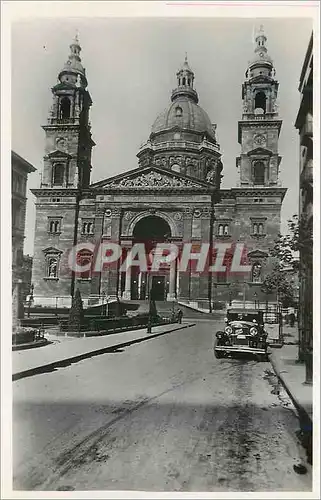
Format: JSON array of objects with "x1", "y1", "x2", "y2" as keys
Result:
[
  {"x1": 260, "y1": 214, "x2": 309, "y2": 307},
  {"x1": 270, "y1": 214, "x2": 312, "y2": 271},
  {"x1": 68, "y1": 288, "x2": 84, "y2": 331},
  {"x1": 261, "y1": 260, "x2": 297, "y2": 308}
]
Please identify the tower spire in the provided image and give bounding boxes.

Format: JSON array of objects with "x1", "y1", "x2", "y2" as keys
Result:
[{"x1": 58, "y1": 33, "x2": 87, "y2": 88}]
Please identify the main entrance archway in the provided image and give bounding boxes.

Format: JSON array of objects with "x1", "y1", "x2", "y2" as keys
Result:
[{"x1": 121, "y1": 215, "x2": 176, "y2": 301}]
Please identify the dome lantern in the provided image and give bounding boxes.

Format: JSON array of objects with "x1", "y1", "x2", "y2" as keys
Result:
[{"x1": 171, "y1": 54, "x2": 199, "y2": 104}]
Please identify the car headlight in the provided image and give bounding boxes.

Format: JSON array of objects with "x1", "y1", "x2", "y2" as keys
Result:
[
  {"x1": 225, "y1": 326, "x2": 233, "y2": 335},
  {"x1": 250, "y1": 327, "x2": 258, "y2": 336}
]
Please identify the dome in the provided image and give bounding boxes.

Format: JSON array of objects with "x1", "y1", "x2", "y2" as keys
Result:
[{"x1": 151, "y1": 97, "x2": 216, "y2": 140}]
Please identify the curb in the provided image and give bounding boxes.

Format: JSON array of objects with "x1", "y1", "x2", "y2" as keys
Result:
[
  {"x1": 13, "y1": 323, "x2": 196, "y2": 382},
  {"x1": 269, "y1": 351, "x2": 312, "y2": 429},
  {"x1": 12, "y1": 338, "x2": 50, "y2": 351}
]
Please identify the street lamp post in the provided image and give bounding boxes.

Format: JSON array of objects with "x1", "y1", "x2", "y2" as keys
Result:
[
  {"x1": 27, "y1": 283, "x2": 34, "y2": 318},
  {"x1": 253, "y1": 291, "x2": 258, "y2": 309}
]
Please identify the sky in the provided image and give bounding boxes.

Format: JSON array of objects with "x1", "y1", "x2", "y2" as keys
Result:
[{"x1": 11, "y1": 16, "x2": 313, "y2": 255}]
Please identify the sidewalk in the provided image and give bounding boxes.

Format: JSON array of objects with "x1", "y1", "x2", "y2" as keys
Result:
[
  {"x1": 269, "y1": 325, "x2": 313, "y2": 429},
  {"x1": 13, "y1": 322, "x2": 195, "y2": 381}
]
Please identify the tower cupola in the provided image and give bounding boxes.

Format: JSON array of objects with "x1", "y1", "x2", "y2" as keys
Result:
[
  {"x1": 58, "y1": 33, "x2": 88, "y2": 88},
  {"x1": 171, "y1": 55, "x2": 199, "y2": 104},
  {"x1": 246, "y1": 25, "x2": 275, "y2": 81}
]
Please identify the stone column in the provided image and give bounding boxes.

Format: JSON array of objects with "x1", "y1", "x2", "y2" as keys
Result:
[
  {"x1": 167, "y1": 260, "x2": 176, "y2": 301},
  {"x1": 122, "y1": 250, "x2": 132, "y2": 300},
  {"x1": 90, "y1": 211, "x2": 104, "y2": 297},
  {"x1": 178, "y1": 212, "x2": 193, "y2": 300},
  {"x1": 105, "y1": 208, "x2": 121, "y2": 298}
]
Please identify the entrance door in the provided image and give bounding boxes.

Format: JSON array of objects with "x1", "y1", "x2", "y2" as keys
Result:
[{"x1": 151, "y1": 276, "x2": 166, "y2": 301}]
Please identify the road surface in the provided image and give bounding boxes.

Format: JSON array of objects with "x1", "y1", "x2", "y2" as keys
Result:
[{"x1": 13, "y1": 320, "x2": 311, "y2": 492}]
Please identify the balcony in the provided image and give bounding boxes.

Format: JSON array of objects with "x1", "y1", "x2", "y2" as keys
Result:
[
  {"x1": 138, "y1": 139, "x2": 220, "y2": 154},
  {"x1": 47, "y1": 118, "x2": 77, "y2": 125},
  {"x1": 242, "y1": 112, "x2": 276, "y2": 121}
]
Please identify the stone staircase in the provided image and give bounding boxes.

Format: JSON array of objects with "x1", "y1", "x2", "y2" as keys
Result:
[{"x1": 120, "y1": 300, "x2": 225, "y2": 320}]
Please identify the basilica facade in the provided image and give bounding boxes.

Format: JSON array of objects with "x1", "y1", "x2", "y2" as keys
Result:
[{"x1": 31, "y1": 28, "x2": 286, "y2": 308}]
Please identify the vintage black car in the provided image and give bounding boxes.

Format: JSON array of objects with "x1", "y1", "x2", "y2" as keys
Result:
[{"x1": 214, "y1": 308, "x2": 269, "y2": 360}]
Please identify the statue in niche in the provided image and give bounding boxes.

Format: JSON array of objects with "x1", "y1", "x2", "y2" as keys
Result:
[
  {"x1": 252, "y1": 262, "x2": 262, "y2": 282},
  {"x1": 48, "y1": 259, "x2": 58, "y2": 278},
  {"x1": 206, "y1": 168, "x2": 216, "y2": 184}
]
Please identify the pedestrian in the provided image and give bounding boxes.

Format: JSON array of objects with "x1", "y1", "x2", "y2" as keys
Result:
[
  {"x1": 177, "y1": 308, "x2": 183, "y2": 324},
  {"x1": 288, "y1": 306, "x2": 295, "y2": 327}
]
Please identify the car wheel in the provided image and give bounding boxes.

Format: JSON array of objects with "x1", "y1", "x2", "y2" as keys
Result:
[{"x1": 213, "y1": 338, "x2": 225, "y2": 359}]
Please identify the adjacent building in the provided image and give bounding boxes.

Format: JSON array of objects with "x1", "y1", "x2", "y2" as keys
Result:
[
  {"x1": 31, "y1": 28, "x2": 286, "y2": 309},
  {"x1": 295, "y1": 33, "x2": 313, "y2": 383},
  {"x1": 12, "y1": 151, "x2": 36, "y2": 329}
]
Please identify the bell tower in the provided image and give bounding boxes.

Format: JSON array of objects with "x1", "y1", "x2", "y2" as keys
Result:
[
  {"x1": 237, "y1": 26, "x2": 282, "y2": 187},
  {"x1": 41, "y1": 34, "x2": 95, "y2": 190}
]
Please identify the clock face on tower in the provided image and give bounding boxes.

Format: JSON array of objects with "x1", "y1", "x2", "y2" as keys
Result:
[{"x1": 253, "y1": 134, "x2": 266, "y2": 147}]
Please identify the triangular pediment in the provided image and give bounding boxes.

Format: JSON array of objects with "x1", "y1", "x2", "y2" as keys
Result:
[
  {"x1": 247, "y1": 147, "x2": 273, "y2": 156},
  {"x1": 47, "y1": 150, "x2": 72, "y2": 159},
  {"x1": 91, "y1": 165, "x2": 209, "y2": 190},
  {"x1": 247, "y1": 249, "x2": 268, "y2": 259},
  {"x1": 42, "y1": 246, "x2": 63, "y2": 255}
]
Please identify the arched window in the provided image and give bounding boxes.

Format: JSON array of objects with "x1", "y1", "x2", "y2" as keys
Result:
[
  {"x1": 223, "y1": 224, "x2": 229, "y2": 236},
  {"x1": 59, "y1": 97, "x2": 71, "y2": 119},
  {"x1": 81, "y1": 220, "x2": 94, "y2": 235},
  {"x1": 171, "y1": 164, "x2": 180, "y2": 173},
  {"x1": 254, "y1": 91, "x2": 266, "y2": 114},
  {"x1": 218, "y1": 224, "x2": 224, "y2": 236},
  {"x1": 182, "y1": 77, "x2": 186, "y2": 86},
  {"x1": 175, "y1": 106, "x2": 183, "y2": 117},
  {"x1": 52, "y1": 163, "x2": 64, "y2": 185},
  {"x1": 253, "y1": 161, "x2": 265, "y2": 185}
]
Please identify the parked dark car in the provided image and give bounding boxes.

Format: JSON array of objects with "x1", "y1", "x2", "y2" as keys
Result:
[{"x1": 214, "y1": 308, "x2": 269, "y2": 361}]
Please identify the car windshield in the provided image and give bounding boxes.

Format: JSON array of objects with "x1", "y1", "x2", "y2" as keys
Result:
[{"x1": 228, "y1": 312, "x2": 262, "y2": 323}]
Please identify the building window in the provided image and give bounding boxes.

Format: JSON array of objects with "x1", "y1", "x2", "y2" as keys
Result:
[
  {"x1": 252, "y1": 220, "x2": 266, "y2": 236},
  {"x1": 175, "y1": 106, "x2": 183, "y2": 117},
  {"x1": 59, "y1": 97, "x2": 71, "y2": 119},
  {"x1": 81, "y1": 220, "x2": 94, "y2": 235},
  {"x1": 52, "y1": 163, "x2": 65, "y2": 185},
  {"x1": 254, "y1": 91, "x2": 266, "y2": 114},
  {"x1": 77, "y1": 250, "x2": 93, "y2": 280},
  {"x1": 48, "y1": 218, "x2": 62, "y2": 234},
  {"x1": 12, "y1": 203, "x2": 21, "y2": 228},
  {"x1": 217, "y1": 223, "x2": 230, "y2": 236},
  {"x1": 253, "y1": 161, "x2": 265, "y2": 185},
  {"x1": 172, "y1": 164, "x2": 181, "y2": 173}
]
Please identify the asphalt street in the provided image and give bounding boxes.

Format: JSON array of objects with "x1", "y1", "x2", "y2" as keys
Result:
[{"x1": 13, "y1": 320, "x2": 311, "y2": 492}]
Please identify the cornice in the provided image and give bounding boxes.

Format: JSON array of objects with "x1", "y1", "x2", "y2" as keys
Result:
[{"x1": 232, "y1": 186, "x2": 287, "y2": 200}]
